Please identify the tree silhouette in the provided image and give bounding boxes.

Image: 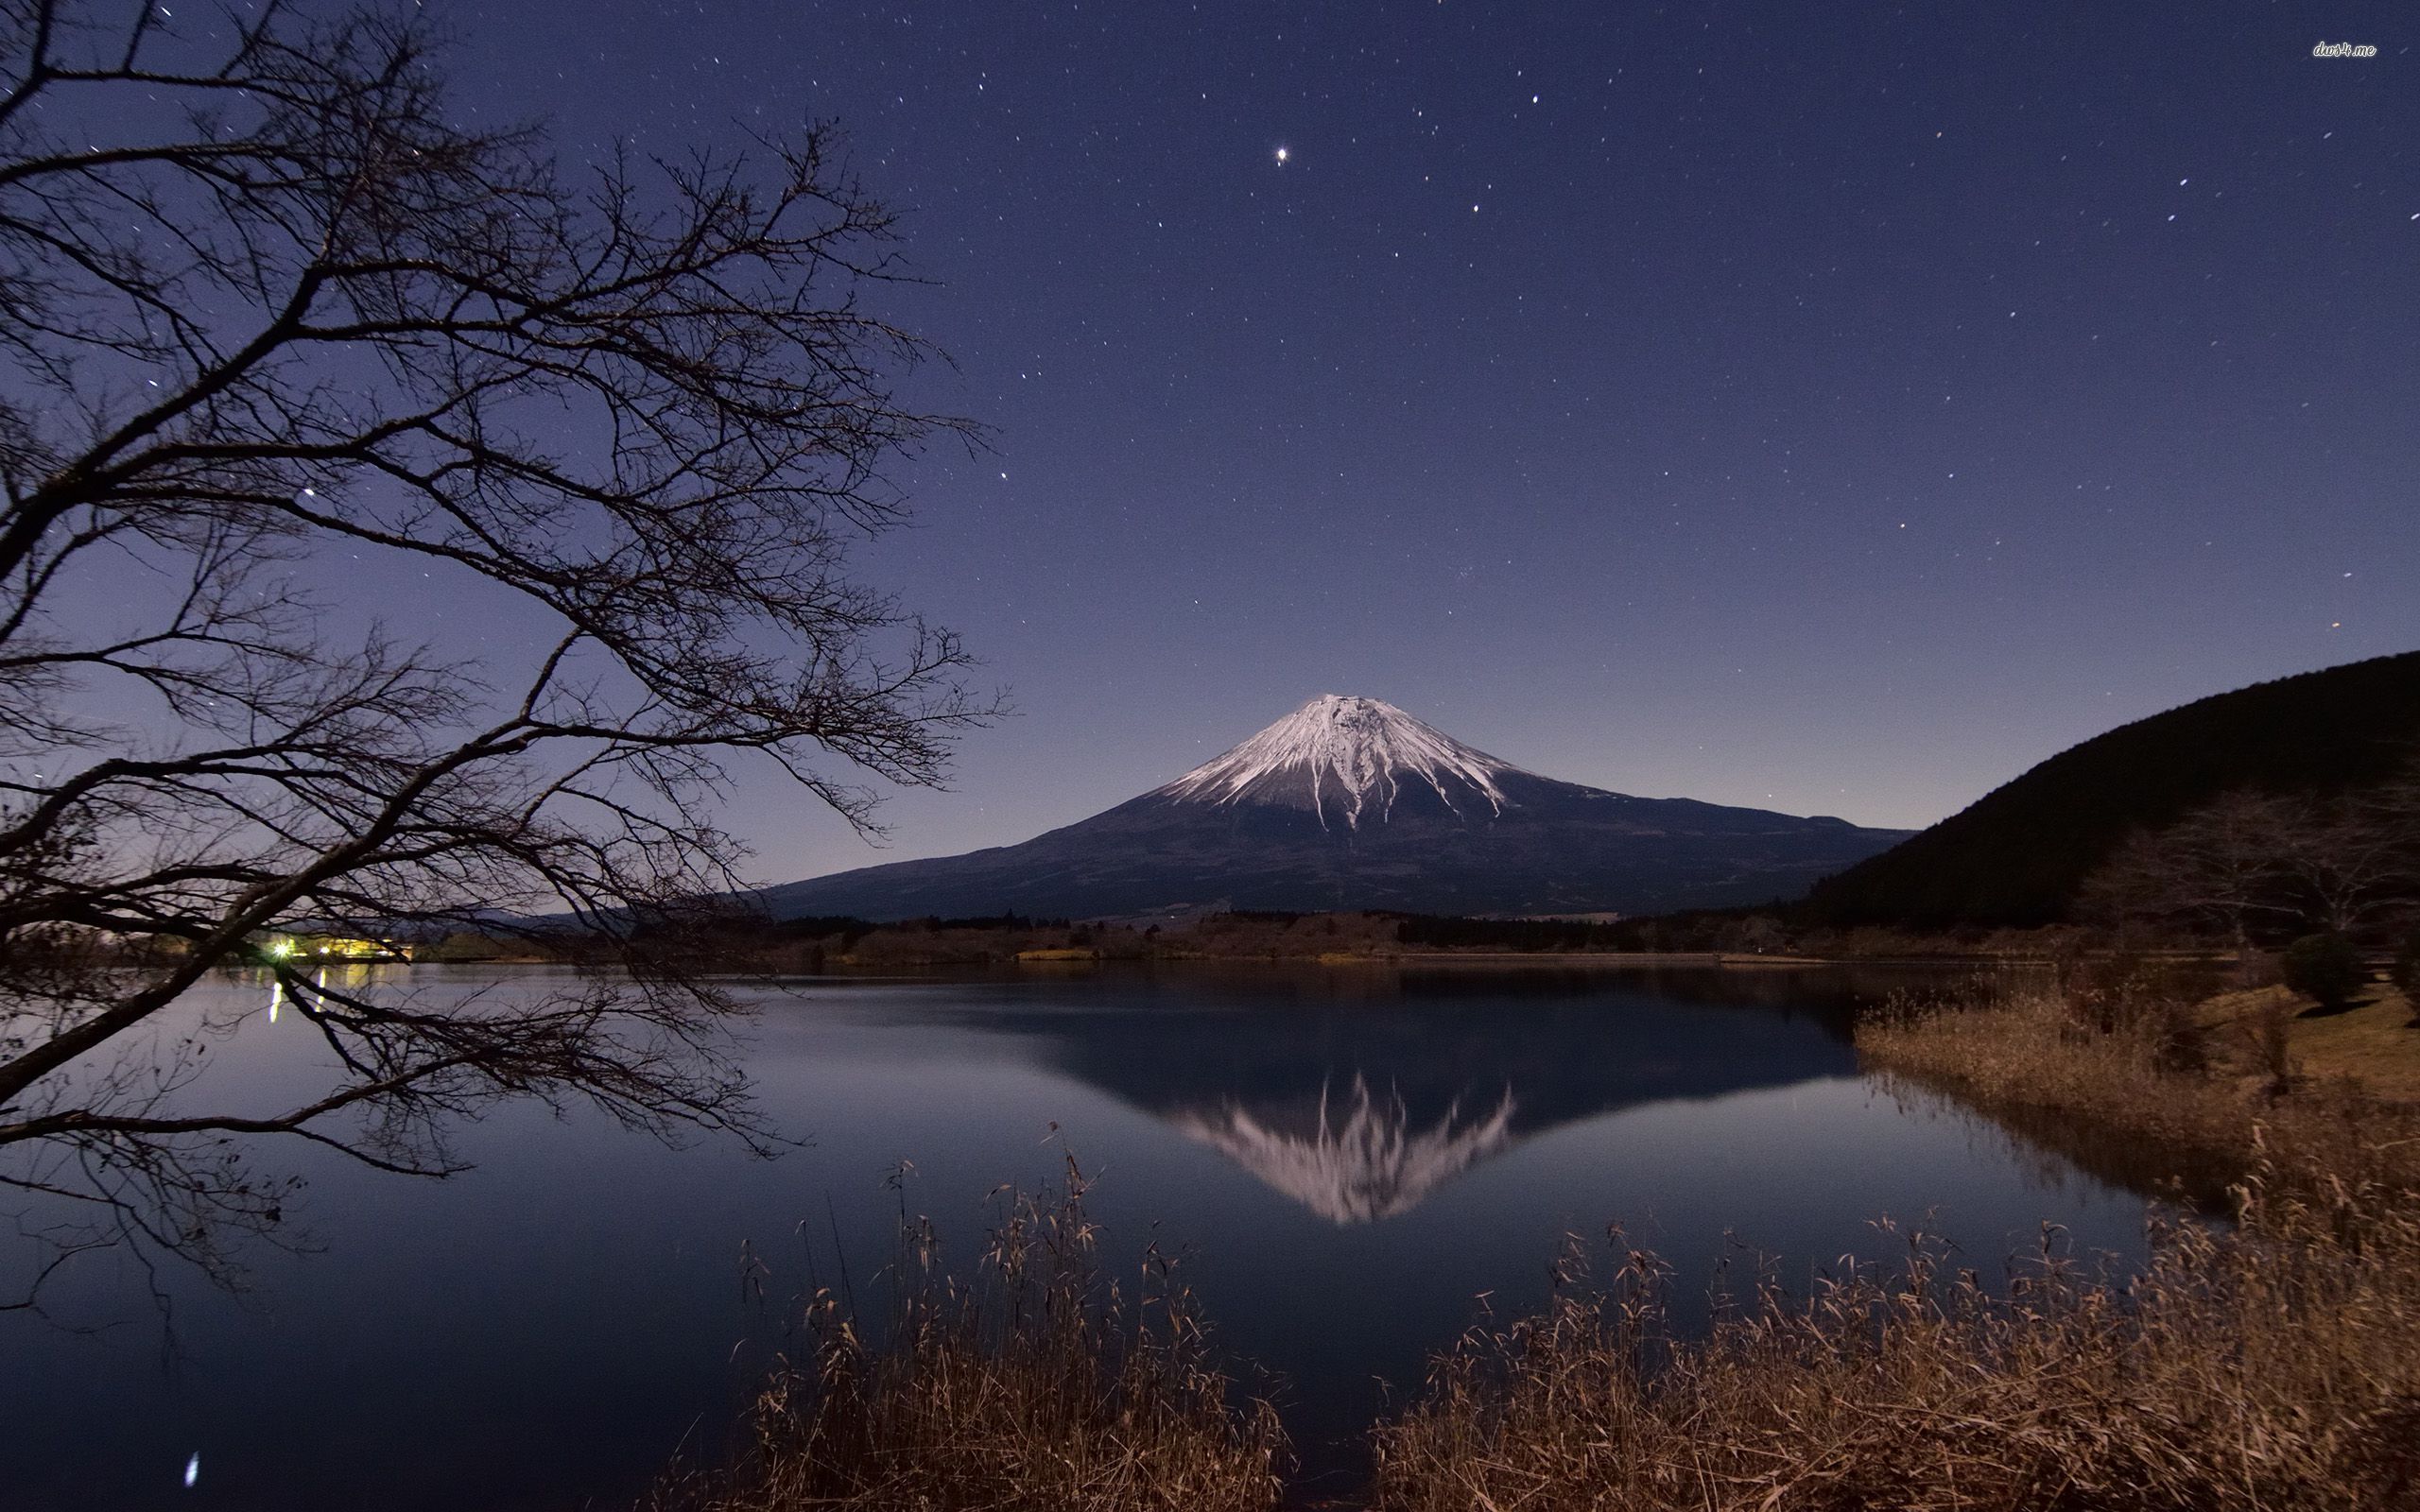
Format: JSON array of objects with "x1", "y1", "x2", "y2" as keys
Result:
[
  {"x1": 2079, "y1": 791, "x2": 2306, "y2": 950},
  {"x1": 2082, "y1": 779, "x2": 2420, "y2": 950},
  {"x1": 0, "y1": 1, "x2": 991, "y2": 1306}
]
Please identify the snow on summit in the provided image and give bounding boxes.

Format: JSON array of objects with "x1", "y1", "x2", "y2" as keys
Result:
[{"x1": 1157, "y1": 694, "x2": 1522, "y2": 829}]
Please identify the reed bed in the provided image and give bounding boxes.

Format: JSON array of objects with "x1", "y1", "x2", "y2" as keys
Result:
[
  {"x1": 662, "y1": 974, "x2": 2420, "y2": 1510},
  {"x1": 1369, "y1": 971, "x2": 2420, "y2": 1511},
  {"x1": 1860, "y1": 972, "x2": 2420, "y2": 1196},
  {"x1": 647, "y1": 1162, "x2": 1288, "y2": 1512},
  {"x1": 1369, "y1": 1165, "x2": 2420, "y2": 1511}
]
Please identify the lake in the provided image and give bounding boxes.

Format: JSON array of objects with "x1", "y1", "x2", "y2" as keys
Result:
[{"x1": 7, "y1": 962, "x2": 2162, "y2": 1509}]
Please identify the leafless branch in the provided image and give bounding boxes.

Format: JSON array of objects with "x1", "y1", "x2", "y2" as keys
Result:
[{"x1": 0, "y1": 0, "x2": 996, "y2": 1301}]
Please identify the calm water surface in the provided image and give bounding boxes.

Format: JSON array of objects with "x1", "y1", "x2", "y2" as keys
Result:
[{"x1": 9, "y1": 963, "x2": 2159, "y2": 1509}]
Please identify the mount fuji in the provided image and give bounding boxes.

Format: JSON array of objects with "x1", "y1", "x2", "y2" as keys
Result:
[{"x1": 758, "y1": 695, "x2": 1911, "y2": 921}]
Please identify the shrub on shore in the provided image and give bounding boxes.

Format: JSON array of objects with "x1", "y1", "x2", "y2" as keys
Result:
[
  {"x1": 2389, "y1": 927, "x2": 2420, "y2": 1007},
  {"x1": 2283, "y1": 932, "x2": 2368, "y2": 1014}
]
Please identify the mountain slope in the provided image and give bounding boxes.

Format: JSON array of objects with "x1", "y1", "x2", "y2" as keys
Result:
[
  {"x1": 1801, "y1": 651, "x2": 2420, "y2": 929},
  {"x1": 761, "y1": 695, "x2": 1910, "y2": 921}
]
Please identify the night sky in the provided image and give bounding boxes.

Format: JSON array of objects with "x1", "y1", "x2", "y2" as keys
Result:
[{"x1": 429, "y1": 1, "x2": 2416, "y2": 886}]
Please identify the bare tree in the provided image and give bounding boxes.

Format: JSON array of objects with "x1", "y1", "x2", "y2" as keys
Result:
[
  {"x1": 2082, "y1": 771, "x2": 2420, "y2": 951},
  {"x1": 0, "y1": 1, "x2": 991, "y2": 1307},
  {"x1": 2079, "y1": 790, "x2": 2305, "y2": 951},
  {"x1": 2283, "y1": 795, "x2": 2415, "y2": 936},
  {"x1": 2334, "y1": 765, "x2": 2420, "y2": 935}
]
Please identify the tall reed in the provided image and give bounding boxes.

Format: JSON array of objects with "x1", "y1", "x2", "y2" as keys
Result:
[
  {"x1": 663, "y1": 975, "x2": 2420, "y2": 1510},
  {"x1": 1371, "y1": 972, "x2": 2420, "y2": 1510},
  {"x1": 648, "y1": 1160, "x2": 1288, "y2": 1512},
  {"x1": 1860, "y1": 974, "x2": 2420, "y2": 1195},
  {"x1": 1371, "y1": 1158, "x2": 2420, "y2": 1511}
]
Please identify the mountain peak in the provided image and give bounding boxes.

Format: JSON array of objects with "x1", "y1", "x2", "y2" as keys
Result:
[{"x1": 1156, "y1": 694, "x2": 1523, "y2": 830}]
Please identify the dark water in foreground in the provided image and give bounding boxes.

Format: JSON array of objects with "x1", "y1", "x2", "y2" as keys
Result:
[{"x1": 8, "y1": 963, "x2": 2157, "y2": 1509}]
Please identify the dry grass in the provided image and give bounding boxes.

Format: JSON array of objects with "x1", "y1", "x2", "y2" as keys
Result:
[
  {"x1": 2244, "y1": 986, "x2": 2420, "y2": 1104},
  {"x1": 1858, "y1": 973, "x2": 2420, "y2": 1197},
  {"x1": 1369, "y1": 1165, "x2": 2420, "y2": 1511},
  {"x1": 1367, "y1": 971, "x2": 2420, "y2": 1511},
  {"x1": 1873, "y1": 979, "x2": 2253, "y2": 1163},
  {"x1": 646, "y1": 1162, "x2": 1288, "y2": 1512},
  {"x1": 659, "y1": 971, "x2": 2420, "y2": 1511}
]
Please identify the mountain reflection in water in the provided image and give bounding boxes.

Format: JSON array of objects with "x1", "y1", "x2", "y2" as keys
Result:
[
  {"x1": 11, "y1": 961, "x2": 2147, "y2": 1512},
  {"x1": 1169, "y1": 1074, "x2": 1520, "y2": 1223},
  {"x1": 873, "y1": 963, "x2": 1892, "y2": 1222}
]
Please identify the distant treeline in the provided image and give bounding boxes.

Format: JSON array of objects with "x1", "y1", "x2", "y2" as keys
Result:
[
  {"x1": 1396, "y1": 914, "x2": 1643, "y2": 952},
  {"x1": 744, "y1": 908, "x2": 1664, "y2": 956},
  {"x1": 750, "y1": 913, "x2": 1072, "y2": 942},
  {"x1": 668, "y1": 905, "x2": 1824, "y2": 967}
]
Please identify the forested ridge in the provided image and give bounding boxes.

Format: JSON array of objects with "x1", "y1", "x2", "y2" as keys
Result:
[{"x1": 1802, "y1": 651, "x2": 2420, "y2": 928}]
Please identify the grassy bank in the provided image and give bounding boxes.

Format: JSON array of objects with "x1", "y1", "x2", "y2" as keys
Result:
[
  {"x1": 1369, "y1": 1167, "x2": 2420, "y2": 1511},
  {"x1": 1861, "y1": 971, "x2": 2420, "y2": 1196}
]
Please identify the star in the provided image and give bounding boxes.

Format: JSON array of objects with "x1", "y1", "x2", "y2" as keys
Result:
[{"x1": 1273, "y1": 146, "x2": 1289, "y2": 164}]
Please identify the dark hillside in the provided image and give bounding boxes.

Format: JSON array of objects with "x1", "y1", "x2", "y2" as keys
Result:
[{"x1": 1801, "y1": 651, "x2": 2420, "y2": 929}]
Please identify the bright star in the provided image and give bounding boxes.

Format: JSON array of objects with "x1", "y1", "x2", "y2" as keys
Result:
[{"x1": 1273, "y1": 146, "x2": 1289, "y2": 164}]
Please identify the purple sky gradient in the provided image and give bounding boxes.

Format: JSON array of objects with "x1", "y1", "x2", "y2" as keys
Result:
[{"x1": 395, "y1": 0, "x2": 2414, "y2": 885}]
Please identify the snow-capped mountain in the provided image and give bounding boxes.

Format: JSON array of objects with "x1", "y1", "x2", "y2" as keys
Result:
[
  {"x1": 1156, "y1": 695, "x2": 1513, "y2": 828},
  {"x1": 758, "y1": 694, "x2": 1911, "y2": 921}
]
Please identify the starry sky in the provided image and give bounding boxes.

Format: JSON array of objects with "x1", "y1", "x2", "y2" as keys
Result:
[{"x1": 431, "y1": 0, "x2": 2416, "y2": 885}]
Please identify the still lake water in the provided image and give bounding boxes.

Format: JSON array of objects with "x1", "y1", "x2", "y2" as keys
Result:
[{"x1": 9, "y1": 963, "x2": 2160, "y2": 1509}]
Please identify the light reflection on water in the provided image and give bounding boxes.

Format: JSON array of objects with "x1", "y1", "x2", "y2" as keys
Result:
[{"x1": 7, "y1": 963, "x2": 2167, "y2": 1510}]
